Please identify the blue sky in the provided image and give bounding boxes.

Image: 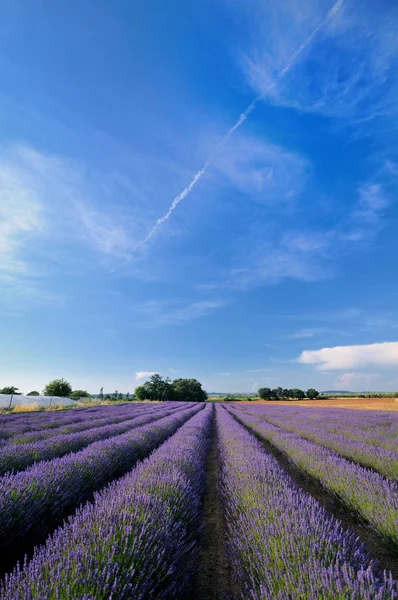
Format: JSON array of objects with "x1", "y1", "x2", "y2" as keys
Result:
[{"x1": 1, "y1": 0, "x2": 398, "y2": 394}]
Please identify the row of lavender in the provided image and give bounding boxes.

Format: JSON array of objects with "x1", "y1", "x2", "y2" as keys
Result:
[
  {"x1": 217, "y1": 405, "x2": 397, "y2": 599},
  {"x1": 0, "y1": 404, "x2": 203, "y2": 572},
  {"x1": 284, "y1": 406, "x2": 398, "y2": 445},
  {"x1": 0, "y1": 401, "x2": 166, "y2": 442},
  {"x1": 1, "y1": 405, "x2": 212, "y2": 599},
  {"x1": 0, "y1": 404, "x2": 147, "y2": 444},
  {"x1": 238, "y1": 405, "x2": 398, "y2": 480},
  {"x1": 254, "y1": 404, "x2": 398, "y2": 448},
  {"x1": 228, "y1": 405, "x2": 398, "y2": 549},
  {"x1": 1, "y1": 403, "x2": 397, "y2": 598},
  {"x1": 0, "y1": 403, "x2": 191, "y2": 475}
]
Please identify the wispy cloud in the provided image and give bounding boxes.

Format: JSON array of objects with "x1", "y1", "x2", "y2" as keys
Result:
[
  {"x1": 0, "y1": 143, "x2": 154, "y2": 301},
  {"x1": 204, "y1": 175, "x2": 390, "y2": 291},
  {"x1": 132, "y1": 0, "x2": 342, "y2": 250},
  {"x1": 334, "y1": 372, "x2": 381, "y2": 390},
  {"x1": 210, "y1": 132, "x2": 308, "y2": 205},
  {"x1": 241, "y1": 0, "x2": 398, "y2": 121},
  {"x1": 0, "y1": 146, "x2": 44, "y2": 277},
  {"x1": 137, "y1": 298, "x2": 229, "y2": 326},
  {"x1": 298, "y1": 341, "x2": 398, "y2": 370},
  {"x1": 343, "y1": 183, "x2": 389, "y2": 241}
]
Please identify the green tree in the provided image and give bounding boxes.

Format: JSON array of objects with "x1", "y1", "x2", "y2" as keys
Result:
[
  {"x1": 134, "y1": 385, "x2": 147, "y2": 400},
  {"x1": 291, "y1": 388, "x2": 305, "y2": 399},
  {"x1": 43, "y1": 379, "x2": 72, "y2": 397},
  {"x1": 27, "y1": 391, "x2": 40, "y2": 396},
  {"x1": 171, "y1": 378, "x2": 207, "y2": 402},
  {"x1": 258, "y1": 387, "x2": 274, "y2": 400},
  {"x1": 70, "y1": 390, "x2": 90, "y2": 400},
  {"x1": 0, "y1": 386, "x2": 20, "y2": 395},
  {"x1": 99, "y1": 387, "x2": 104, "y2": 400},
  {"x1": 306, "y1": 388, "x2": 320, "y2": 399}
]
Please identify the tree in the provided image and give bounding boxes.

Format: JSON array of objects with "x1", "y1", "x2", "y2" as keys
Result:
[
  {"x1": 171, "y1": 378, "x2": 207, "y2": 403},
  {"x1": 27, "y1": 391, "x2": 40, "y2": 396},
  {"x1": 114, "y1": 390, "x2": 118, "y2": 400},
  {"x1": 126, "y1": 392, "x2": 130, "y2": 400},
  {"x1": 0, "y1": 386, "x2": 20, "y2": 395},
  {"x1": 291, "y1": 388, "x2": 305, "y2": 399},
  {"x1": 99, "y1": 387, "x2": 104, "y2": 400},
  {"x1": 135, "y1": 375, "x2": 207, "y2": 402},
  {"x1": 70, "y1": 390, "x2": 90, "y2": 400},
  {"x1": 43, "y1": 379, "x2": 72, "y2": 397},
  {"x1": 307, "y1": 388, "x2": 319, "y2": 399},
  {"x1": 258, "y1": 387, "x2": 274, "y2": 400},
  {"x1": 134, "y1": 385, "x2": 147, "y2": 400}
]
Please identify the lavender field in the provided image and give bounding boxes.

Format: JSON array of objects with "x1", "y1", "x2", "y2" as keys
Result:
[{"x1": 0, "y1": 402, "x2": 397, "y2": 599}]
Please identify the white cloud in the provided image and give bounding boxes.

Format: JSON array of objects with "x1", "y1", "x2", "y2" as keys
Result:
[
  {"x1": 135, "y1": 371, "x2": 157, "y2": 380},
  {"x1": 298, "y1": 341, "x2": 398, "y2": 370}
]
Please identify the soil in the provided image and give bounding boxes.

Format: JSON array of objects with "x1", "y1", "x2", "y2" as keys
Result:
[
  {"x1": 190, "y1": 407, "x2": 232, "y2": 600},
  {"x1": 236, "y1": 397, "x2": 398, "y2": 411},
  {"x1": 229, "y1": 410, "x2": 398, "y2": 580}
]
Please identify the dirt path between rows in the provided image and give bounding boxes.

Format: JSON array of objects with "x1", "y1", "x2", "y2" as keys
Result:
[
  {"x1": 190, "y1": 407, "x2": 232, "y2": 600},
  {"x1": 229, "y1": 409, "x2": 398, "y2": 581}
]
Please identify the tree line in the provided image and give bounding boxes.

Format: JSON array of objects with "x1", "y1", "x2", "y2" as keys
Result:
[
  {"x1": 135, "y1": 374, "x2": 207, "y2": 402},
  {"x1": 258, "y1": 387, "x2": 320, "y2": 400},
  {"x1": 1, "y1": 374, "x2": 208, "y2": 403}
]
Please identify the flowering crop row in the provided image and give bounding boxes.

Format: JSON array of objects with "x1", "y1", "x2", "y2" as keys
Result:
[
  {"x1": 0, "y1": 404, "x2": 203, "y2": 562},
  {"x1": 1, "y1": 405, "x2": 212, "y2": 599},
  {"x1": 0, "y1": 402, "x2": 168, "y2": 441},
  {"x1": 217, "y1": 406, "x2": 397, "y2": 599},
  {"x1": 2, "y1": 403, "x2": 161, "y2": 445},
  {"x1": 228, "y1": 406, "x2": 398, "y2": 548},
  {"x1": 248, "y1": 405, "x2": 398, "y2": 453},
  {"x1": 237, "y1": 405, "x2": 398, "y2": 481},
  {"x1": 0, "y1": 404, "x2": 188, "y2": 475}
]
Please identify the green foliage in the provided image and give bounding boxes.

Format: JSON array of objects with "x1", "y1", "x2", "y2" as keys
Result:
[
  {"x1": 70, "y1": 390, "x2": 90, "y2": 400},
  {"x1": 258, "y1": 387, "x2": 307, "y2": 400},
  {"x1": 171, "y1": 378, "x2": 207, "y2": 402},
  {"x1": 43, "y1": 379, "x2": 72, "y2": 398},
  {"x1": 134, "y1": 374, "x2": 207, "y2": 402},
  {"x1": 134, "y1": 386, "x2": 147, "y2": 400},
  {"x1": 258, "y1": 387, "x2": 276, "y2": 400},
  {"x1": 26, "y1": 391, "x2": 40, "y2": 396},
  {"x1": 306, "y1": 388, "x2": 320, "y2": 399},
  {"x1": 0, "y1": 386, "x2": 20, "y2": 395}
]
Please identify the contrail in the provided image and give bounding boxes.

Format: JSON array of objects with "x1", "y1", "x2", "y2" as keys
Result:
[{"x1": 133, "y1": 0, "x2": 344, "y2": 251}]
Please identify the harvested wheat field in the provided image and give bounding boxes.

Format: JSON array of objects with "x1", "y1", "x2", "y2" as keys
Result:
[{"x1": 238, "y1": 397, "x2": 398, "y2": 410}]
